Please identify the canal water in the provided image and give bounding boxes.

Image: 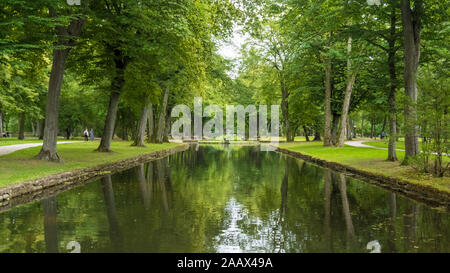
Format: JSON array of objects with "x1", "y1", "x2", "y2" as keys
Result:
[{"x1": 0, "y1": 145, "x2": 449, "y2": 253}]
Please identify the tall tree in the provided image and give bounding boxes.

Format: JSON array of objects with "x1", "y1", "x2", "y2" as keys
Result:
[
  {"x1": 36, "y1": 4, "x2": 86, "y2": 161},
  {"x1": 401, "y1": 0, "x2": 423, "y2": 161}
]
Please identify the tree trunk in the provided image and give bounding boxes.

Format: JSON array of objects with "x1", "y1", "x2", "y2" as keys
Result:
[
  {"x1": 401, "y1": 0, "x2": 422, "y2": 161},
  {"x1": 347, "y1": 117, "x2": 353, "y2": 140},
  {"x1": 36, "y1": 15, "x2": 85, "y2": 162},
  {"x1": 163, "y1": 113, "x2": 171, "y2": 142},
  {"x1": 132, "y1": 101, "x2": 150, "y2": 147},
  {"x1": 281, "y1": 79, "x2": 291, "y2": 142},
  {"x1": 337, "y1": 35, "x2": 359, "y2": 148},
  {"x1": 31, "y1": 119, "x2": 36, "y2": 137},
  {"x1": 18, "y1": 112, "x2": 25, "y2": 140},
  {"x1": 388, "y1": 33, "x2": 398, "y2": 161},
  {"x1": 36, "y1": 48, "x2": 69, "y2": 161},
  {"x1": 156, "y1": 85, "x2": 170, "y2": 143},
  {"x1": 323, "y1": 53, "x2": 333, "y2": 146},
  {"x1": 38, "y1": 119, "x2": 45, "y2": 140},
  {"x1": 303, "y1": 126, "x2": 310, "y2": 142},
  {"x1": 97, "y1": 91, "x2": 120, "y2": 152},
  {"x1": 97, "y1": 45, "x2": 128, "y2": 152},
  {"x1": 361, "y1": 116, "x2": 364, "y2": 137},
  {"x1": 35, "y1": 120, "x2": 39, "y2": 137},
  {"x1": 313, "y1": 127, "x2": 321, "y2": 141},
  {"x1": 146, "y1": 103, "x2": 154, "y2": 143},
  {"x1": 0, "y1": 109, "x2": 3, "y2": 138},
  {"x1": 370, "y1": 119, "x2": 375, "y2": 139},
  {"x1": 331, "y1": 113, "x2": 340, "y2": 146}
]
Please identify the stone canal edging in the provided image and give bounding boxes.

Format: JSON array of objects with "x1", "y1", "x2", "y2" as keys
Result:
[
  {"x1": 275, "y1": 146, "x2": 450, "y2": 208},
  {"x1": 0, "y1": 144, "x2": 189, "y2": 211}
]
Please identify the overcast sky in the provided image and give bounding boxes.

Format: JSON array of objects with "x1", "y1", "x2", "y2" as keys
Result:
[{"x1": 217, "y1": 26, "x2": 251, "y2": 77}]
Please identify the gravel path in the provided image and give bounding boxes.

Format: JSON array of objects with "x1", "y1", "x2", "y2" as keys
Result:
[
  {"x1": 344, "y1": 140, "x2": 405, "y2": 151},
  {"x1": 0, "y1": 141, "x2": 81, "y2": 156}
]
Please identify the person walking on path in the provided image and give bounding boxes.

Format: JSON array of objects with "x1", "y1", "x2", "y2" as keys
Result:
[
  {"x1": 89, "y1": 128, "x2": 94, "y2": 141},
  {"x1": 83, "y1": 128, "x2": 89, "y2": 141}
]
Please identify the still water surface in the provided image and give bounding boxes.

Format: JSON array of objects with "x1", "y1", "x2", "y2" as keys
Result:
[{"x1": 0, "y1": 145, "x2": 449, "y2": 253}]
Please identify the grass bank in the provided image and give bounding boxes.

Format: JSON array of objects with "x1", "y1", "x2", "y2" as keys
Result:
[
  {"x1": 278, "y1": 141, "x2": 450, "y2": 194},
  {"x1": 0, "y1": 141, "x2": 180, "y2": 188}
]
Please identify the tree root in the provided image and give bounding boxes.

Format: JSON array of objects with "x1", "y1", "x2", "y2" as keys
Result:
[{"x1": 35, "y1": 149, "x2": 64, "y2": 163}]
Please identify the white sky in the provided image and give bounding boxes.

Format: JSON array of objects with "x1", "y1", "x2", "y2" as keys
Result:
[{"x1": 217, "y1": 25, "x2": 251, "y2": 77}]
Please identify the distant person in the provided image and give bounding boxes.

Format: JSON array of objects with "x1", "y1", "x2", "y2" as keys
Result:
[
  {"x1": 89, "y1": 129, "x2": 94, "y2": 141},
  {"x1": 381, "y1": 131, "x2": 386, "y2": 139},
  {"x1": 83, "y1": 128, "x2": 89, "y2": 141},
  {"x1": 6, "y1": 131, "x2": 10, "y2": 138}
]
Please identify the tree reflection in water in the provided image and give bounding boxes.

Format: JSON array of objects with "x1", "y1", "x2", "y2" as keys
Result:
[{"x1": 0, "y1": 145, "x2": 450, "y2": 253}]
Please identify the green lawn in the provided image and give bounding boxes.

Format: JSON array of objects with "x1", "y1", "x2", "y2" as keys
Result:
[
  {"x1": 0, "y1": 141, "x2": 180, "y2": 187},
  {"x1": 362, "y1": 140, "x2": 404, "y2": 149},
  {"x1": 362, "y1": 140, "x2": 425, "y2": 150},
  {"x1": 279, "y1": 141, "x2": 450, "y2": 193},
  {"x1": 0, "y1": 138, "x2": 43, "y2": 147},
  {"x1": 0, "y1": 136, "x2": 72, "y2": 147}
]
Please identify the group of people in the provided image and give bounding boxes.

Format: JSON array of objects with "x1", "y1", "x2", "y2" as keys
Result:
[
  {"x1": 1, "y1": 131, "x2": 11, "y2": 138},
  {"x1": 83, "y1": 128, "x2": 95, "y2": 141}
]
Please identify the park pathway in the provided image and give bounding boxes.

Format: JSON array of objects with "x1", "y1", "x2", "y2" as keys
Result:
[
  {"x1": 344, "y1": 140, "x2": 405, "y2": 151},
  {"x1": 0, "y1": 141, "x2": 80, "y2": 156}
]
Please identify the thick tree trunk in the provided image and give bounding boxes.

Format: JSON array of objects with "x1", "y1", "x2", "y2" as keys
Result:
[
  {"x1": 331, "y1": 113, "x2": 340, "y2": 146},
  {"x1": 97, "y1": 46, "x2": 128, "y2": 152},
  {"x1": 97, "y1": 91, "x2": 120, "y2": 152},
  {"x1": 36, "y1": 48, "x2": 69, "y2": 161},
  {"x1": 36, "y1": 15, "x2": 85, "y2": 162},
  {"x1": 337, "y1": 35, "x2": 359, "y2": 148},
  {"x1": 401, "y1": 0, "x2": 422, "y2": 161},
  {"x1": 132, "y1": 101, "x2": 150, "y2": 147},
  {"x1": 323, "y1": 56, "x2": 333, "y2": 146},
  {"x1": 156, "y1": 85, "x2": 170, "y2": 143}
]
